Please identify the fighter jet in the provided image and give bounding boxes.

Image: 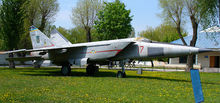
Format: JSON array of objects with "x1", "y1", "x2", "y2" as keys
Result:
[{"x1": 5, "y1": 26, "x2": 211, "y2": 77}]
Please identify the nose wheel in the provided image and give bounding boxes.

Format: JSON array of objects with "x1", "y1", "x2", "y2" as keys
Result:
[
  {"x1": 61, "y1": 64, "x2": 71, "y2": 76},
  {"x1": 116, "y1": 60, "x2": 126, "y2": 78},
  {"x1": 116, "y1": 71, "x2": 126, "y2": 78}
]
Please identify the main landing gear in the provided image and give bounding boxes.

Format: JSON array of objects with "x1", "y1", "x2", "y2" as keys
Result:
[
  {"x1": 61, "y1": 63, "x2": 71, "y2": 76},
  {"x1": 61, "y1": 63, "x2": 99, "y2": 76},
  {"x1": 116, "y1": 60, "x2": 126, "y2": 78},
  {"x1": 33, "y1": 60, "x2": 43, "y2": 68},
  {"x1": 86, "y1": 64, "x2": 99, "y2": 76}
]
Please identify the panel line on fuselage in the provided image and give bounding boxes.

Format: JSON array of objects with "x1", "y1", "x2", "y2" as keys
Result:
[
  {"x1": 83, "y1": 49, "x2": 122, "y2": 54},
  {"x1": 87, "y1": 44, "x2": 111, "y2": 47}
]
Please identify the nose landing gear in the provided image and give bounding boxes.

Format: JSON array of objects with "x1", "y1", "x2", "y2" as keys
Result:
[
  {"x1": 61, "y1": 63, "x2": 71, "y2": 76},
  {"x1": 116, "y1": 71, "x2": 126, "y2": 78},
  {"x1": 116, "y1": 60, "x2": 126, "y2": 78}
]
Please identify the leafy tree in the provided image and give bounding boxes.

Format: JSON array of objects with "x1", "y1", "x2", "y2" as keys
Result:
[
  {"x1": 184, "y1": 0, "x2": 203, "y2": 71},
  {"x1": 0, "y1": 0, "x2": 25, "y2": 50},
  {"x1": 0, "y1": 3, "x2": 3, "y2": 50},
  {"x1": 94, "y1": 0, "x2": 133, "y2": 40},
  {"x1": 17, "y1": 0, "x2": 59, "y2": 49},
  {"x1": 23, "y1": 0, "x2": 39, "y2": 25},
  {"x1": 38, "y1": 0, "x2": 59, "y2": 32},
  {"x1": 22, "y1": 0, "x2": 58, "y2": 31},
  {"x1": 198, "y1": 0, "x2": 218, "y2": 28},
  {"x1": 159, "y1": 0, "x2": 219, "y2": 71},
  {"x1": 159, "y1": 0, "x2": 187, "y2": 45},
  {"x1": 71, "y1": 0, "x2": 103, "y2": 42},
  {"x1": 57, "y1": 26, "x2": 87, "y2": 44},
  {"x1": 129, "y1": 27, "x2": 135, "y2": 38},
  {"x1": 70, "y1": 27, "x2": 87, "y2": 43},
  {"x1": 17, "y1": 18, "x2": 32, "y2": 49},
  {"x1": 139, "y1": 24, "x2": 187, "y2": 43}
]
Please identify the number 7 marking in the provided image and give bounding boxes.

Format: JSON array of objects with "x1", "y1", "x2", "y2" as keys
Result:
[{"x1": 139, "y1": 46, "x2": 144, "y2": 53}]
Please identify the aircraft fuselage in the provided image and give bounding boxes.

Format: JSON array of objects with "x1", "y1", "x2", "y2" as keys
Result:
[{"x1": 48, "y1": 38, "x2": 201, "y2": 66}]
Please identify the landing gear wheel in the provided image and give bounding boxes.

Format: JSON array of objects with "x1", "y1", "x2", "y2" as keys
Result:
[
  {"x1": 61, "y1": 64, "x2": 71, "y2": 76},
  {"x1": 94, "y1": 66, "x2": 99, "y2": 73},
  {"x1": 33, "y1": 60, "x2": 43, "y2": 68},
  {"x1": 34, "y1": 64, "x2": 41, "y2": 68},
  {"x1": 123, "y1": 72, "x2": 126, "y2": 78},
  {"x1": 86, "y1": 65, "x2": 92, "y2": 76},
  {"x1": 86, "y1": 65, "x2": 99, "y2": 76},
  {"x1": 116, "y1": 71, "x2": 126, "y2": 78}
]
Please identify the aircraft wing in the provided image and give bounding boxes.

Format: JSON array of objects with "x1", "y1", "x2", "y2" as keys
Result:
[
  {"x1": 4, "y1": 45, "x2": 86, "y2": 62},
  {"x1": 4, "y1": 45, "x2": 86, "y2": 54},
  {"x1": 6, "y1": 41, "x2": 134, "y2": 53}
]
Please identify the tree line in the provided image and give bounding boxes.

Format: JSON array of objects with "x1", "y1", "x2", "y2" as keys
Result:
[
  {"x1": 0, "y1": 0, "x2": 133, "y2": 51},
  {"x1": 0, "y1": 0, "x2": 58, "y2": 50},
  {"x1": 0, "y1": 0, "x2": 218, "y2": 71}
]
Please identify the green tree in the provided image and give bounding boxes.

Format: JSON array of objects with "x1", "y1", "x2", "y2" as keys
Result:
[
  {"x1": 139, "y1": 24, "x2": 187, "y2": 43},
  {"x1": 24, "y1": 0, "x2": 58, "y2": 31},
  {"x1": 129, "y1": 27, "x2": 135, "y2": 38},
  {"x1": 17, "y1": 0, "x2": 59, "y2": 49},
  {"x1": 24, "y1": 0, "x2": 40, "y2": 25},
  {"x1": 70, "y1": 27, "x2": 87, "y2": 43},
  {"x1": 94, "y1": 0, "x2": 133, "y2": 40},
  {"x1": 71, "y1": 0, "x2": 103, "y2": 42},
  {"x1": 0, "y1": 0, "x2": 25, "y2": 50},
  {"x1": 198, "y1": 0, "x2": 218, "y2": 28},
  {"x1": 38, "y1": 0, "x2": 58, "y2": 32},
  {"x1": 159, "y1": 0, "x2": 187, "y2": 45},
  {"x1": 0, "y1": 3, "x2": 3, "y2": 50},
  {"x1": 159, "y1": 0, "x2": 218, "y2": 71},
  {"x1": 57, "y1": 26, "x2": 87, "y2": 44},
  {"x1": 184, "y1": 0, "x2": 204, "y2": 71}
]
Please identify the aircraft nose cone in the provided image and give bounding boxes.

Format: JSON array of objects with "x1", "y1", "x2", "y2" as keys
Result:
[{"x1": 198, "y1": 48, "x2": 212, "y2": 53}]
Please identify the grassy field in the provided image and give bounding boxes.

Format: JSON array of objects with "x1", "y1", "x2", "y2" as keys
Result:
[{"x1": 0, "y1": 67, "x2": 219, "y2": 103}]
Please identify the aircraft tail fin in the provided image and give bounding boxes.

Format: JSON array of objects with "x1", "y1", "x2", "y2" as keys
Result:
[
  {"x1": 29, "y1": 26, "x2": 55, "y2": 49},
  {"x1": 50, "y1": 29, "x2": 72, "y2": 47}
]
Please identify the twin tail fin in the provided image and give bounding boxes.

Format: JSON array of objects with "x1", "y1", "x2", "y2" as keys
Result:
[{"x1": 29, "y1": 26, "x2": 55, "y2": 49}]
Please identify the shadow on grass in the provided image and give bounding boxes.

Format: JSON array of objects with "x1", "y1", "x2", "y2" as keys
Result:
[
  {"x1": 4, "y1": 67, "x2": 218, "y2": 85},
  {"x1": 126, "y1": 76, "x2": 219, "y2": 85},
  {"x1": 127, "y1": 75, "x2": 192, "y2": 83},
  {"x1": 18, "y1": 68, "x2": 117, "y2": 77}
]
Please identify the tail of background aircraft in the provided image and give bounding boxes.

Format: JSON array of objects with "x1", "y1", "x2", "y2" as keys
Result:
[
  {"x1": 29, "y1": 26, "x2": 55, "y2": 49},
  {"x1": 50, "y1": 29, "x2": 72, "y2": 47}
]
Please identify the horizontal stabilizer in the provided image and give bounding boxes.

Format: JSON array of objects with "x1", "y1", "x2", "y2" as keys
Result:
[
  {"x1": 4, "y1": 49, "x2": 27, "y2": 54},
  {"x1": 6, "y1": 56, "x2": 44, "y2": 62}
]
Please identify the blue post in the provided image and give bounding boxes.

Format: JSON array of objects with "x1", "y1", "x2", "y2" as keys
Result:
[{"x1": 190, "y1": 69, "x2": 204, "y2": 103}]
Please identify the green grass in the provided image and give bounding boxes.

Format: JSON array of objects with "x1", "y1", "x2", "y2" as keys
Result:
[{"x1": 0, "y1": 67, "x2": 219, "y2": 103}]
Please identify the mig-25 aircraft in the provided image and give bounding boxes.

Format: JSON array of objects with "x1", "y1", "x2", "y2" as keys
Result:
[{"x1": 5, "y1": 26, "x2": 212, "y2": 77}]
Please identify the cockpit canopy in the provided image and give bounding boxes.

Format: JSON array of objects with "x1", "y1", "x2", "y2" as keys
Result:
[{"x1": 134, "y1": 37, "x2": 152, "y2": 42}]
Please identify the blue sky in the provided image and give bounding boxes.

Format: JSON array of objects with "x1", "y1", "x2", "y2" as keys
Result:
[{"x1": 54, "y1": 0, "x2": 163, "y2": 35}]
